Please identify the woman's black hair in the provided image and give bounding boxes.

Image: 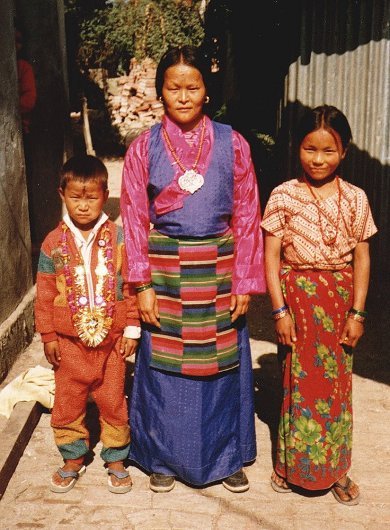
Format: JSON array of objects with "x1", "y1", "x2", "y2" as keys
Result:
[
  {"x1": 296, "y1": 105, "x2": 353, "y2": 150},
  {"x1": 155, "y1": 45, "x2": 210, "y2": 98}
]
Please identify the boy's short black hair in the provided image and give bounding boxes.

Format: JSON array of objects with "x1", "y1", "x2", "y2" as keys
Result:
[{"x1": 60, "y1": 155, "x2": 108, "y2": 191}]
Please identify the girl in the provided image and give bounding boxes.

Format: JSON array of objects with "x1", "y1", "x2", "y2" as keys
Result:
[{"x1": 261, "y1": 105, "x2": 377, "y2": 505}]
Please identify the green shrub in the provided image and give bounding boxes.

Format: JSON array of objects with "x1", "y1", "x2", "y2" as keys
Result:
[{"x1": 76, "y1": 0, "x2": 205, "y2": 76}]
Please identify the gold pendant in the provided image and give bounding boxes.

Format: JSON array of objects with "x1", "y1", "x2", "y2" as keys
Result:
[{"x1": 73, "y1": 309, "x2": 113, "y2": 347}]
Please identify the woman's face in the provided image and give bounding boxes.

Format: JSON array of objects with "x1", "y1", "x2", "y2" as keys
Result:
[
  {"x1": 162, "y1": 63, "x2": 206, "y2": 131},
  {"x1": 300, "y1": 127, "x2": 346, "y2": 182}
]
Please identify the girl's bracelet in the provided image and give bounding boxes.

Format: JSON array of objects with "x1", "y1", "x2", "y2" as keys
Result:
[
  {"x1": 271, "y1": 304, "x2": 288, "y2": 316},
  {"x1": 273, "y1": 309, "x2": 289, "y2": 321},
  {"x1": 134, "y1": 282, "x2": 153, "y2": 293},
  {"x1": 348, "y1": 307, "x2": 368, "y2": 318},
  {"x1": 348, "y1": 313, "x2": 365, "y2": 323}
]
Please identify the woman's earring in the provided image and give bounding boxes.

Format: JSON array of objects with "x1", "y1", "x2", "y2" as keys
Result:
[
  {"x1": 158, "y1": 96, "x2": 163, "y2": 103},
  {"x1": 204, "y1": 96, "x2": 210, "y2": 104}
]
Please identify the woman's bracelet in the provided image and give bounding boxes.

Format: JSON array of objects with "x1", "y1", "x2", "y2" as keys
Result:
[
  {"x1": 134, "y1": 282, "x2": 153, "y2": 293},
  {"x1": 271, "y1": 304, "x2": 288, "y2": 316}
]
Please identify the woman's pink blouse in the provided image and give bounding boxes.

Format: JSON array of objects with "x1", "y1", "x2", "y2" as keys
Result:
[{"x1": 120, "y1": 115, "x2": 266, "y2": 294}]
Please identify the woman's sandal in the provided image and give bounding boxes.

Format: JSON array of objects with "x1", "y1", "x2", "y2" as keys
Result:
[
  {"x1": 107, "y1": 468, "x2": 132, "y2": 494},
  {"x1": 270, "y1": 471, "x2": 292, "y2": 493},
  {"x1": 50, "y1": 465, "x2": 86, "y2": 493},
  {"x1": 331, "y1": 476, "x2": 360, "y2": 506}
]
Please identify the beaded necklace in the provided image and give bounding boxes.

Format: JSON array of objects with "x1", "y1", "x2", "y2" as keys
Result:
[
  {"x1": 162, "y1": 116, "x2": 206, "y2": 194},
  {"x1": 303, "y1": 175, "x2": 342, "y2": 247},
  {"x1": 61, "y1": 222, "x2": 115, "y2": 347}
]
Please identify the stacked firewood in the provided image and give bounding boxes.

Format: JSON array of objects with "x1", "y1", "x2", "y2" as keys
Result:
[{"x1": 106, "y1": 57, "x2": 164, "y2": 143}]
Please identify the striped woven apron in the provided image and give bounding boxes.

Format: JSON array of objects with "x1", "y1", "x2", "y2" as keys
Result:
[{"x1": 148, "y1": 228, "x2": 238, "y2": 376}]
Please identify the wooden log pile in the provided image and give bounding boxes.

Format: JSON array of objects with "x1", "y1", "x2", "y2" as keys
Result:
[{"x1": 106, "y1": 57, "x2": 164, "y2": 144}]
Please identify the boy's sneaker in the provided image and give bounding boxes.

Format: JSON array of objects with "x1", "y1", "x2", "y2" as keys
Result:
[
  {"x1": 149, "y1": 473, "x2": 175, "y2": 492},
  {"x1": 222, "y1": 469, "x2": 249, "y2": 492}
]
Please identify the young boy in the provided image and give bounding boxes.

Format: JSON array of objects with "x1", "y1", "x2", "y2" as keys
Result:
[{"x1": 35, "y1": 155, "x2": 140, "y2": 494}]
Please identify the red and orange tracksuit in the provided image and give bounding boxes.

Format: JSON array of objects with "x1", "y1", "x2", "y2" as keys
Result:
[{"x1": 35, "y1": 219, "x2": 139, "y2": 463}]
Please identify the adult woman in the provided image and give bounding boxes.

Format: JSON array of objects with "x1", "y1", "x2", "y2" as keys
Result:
[{"x1": 120, "y1": 45, "x2": 265, "y2": 492}]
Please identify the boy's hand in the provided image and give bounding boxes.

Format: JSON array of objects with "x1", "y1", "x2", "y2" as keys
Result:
[
  {"x1": 119, "y1": 337, "x2": 139, "y2": 360},
  {"x1": 275, "y1": 314, "x2": 297, "y2": 347},
  {"x1": 339, "y1": 319, "x2": 364, "y2": 348},
  {"x1": 44, "y1": 340, "x2": 61, "y2": 367}
]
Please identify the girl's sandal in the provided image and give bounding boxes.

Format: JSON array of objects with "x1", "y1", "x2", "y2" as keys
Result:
[
  {"x1": 270, "y1": 471, "x2": 292, "y2": 493},
  {"x1": 331, "y1": 476, "x2": 360, "y2": 506}
]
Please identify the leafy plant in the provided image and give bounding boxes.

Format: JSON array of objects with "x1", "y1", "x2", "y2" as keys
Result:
[{"x1": 74, "y1": 0, "x2": 205, "y2": 75}]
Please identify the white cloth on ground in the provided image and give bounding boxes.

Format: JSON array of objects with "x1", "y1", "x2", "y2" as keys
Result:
[{"x1": 0, "y1": 365, "x2": 55, "y2": 418}]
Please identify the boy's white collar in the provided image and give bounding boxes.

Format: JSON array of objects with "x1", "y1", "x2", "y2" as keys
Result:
[{"x1": 63, "y1": 212, "x2": 109, "y2": 242}]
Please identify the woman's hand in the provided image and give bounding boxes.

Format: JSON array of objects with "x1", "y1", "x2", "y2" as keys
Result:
[
  {"x1": 119, "y1": 337, "x2": 139, "y2": 360},
  {"x1": 44, "y1": 340, "x2": 61, "y2": 367},
  {"x1": 339, "y1": 319, "x2": 364, "y2": 348},
  {"x1": 137, "y1": 288, "x2": 161, "y2": 328},
  {"x1": 275, "y1": 315, "x2": 297, "y2": 346},
  {"x1": 230, "y1": 294, "x2": 250, "y2": 323}
]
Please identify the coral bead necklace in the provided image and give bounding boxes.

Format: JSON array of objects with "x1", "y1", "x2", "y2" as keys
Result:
[{"x1": 303, "y1": 175, "x2": 342, "y2": 247}]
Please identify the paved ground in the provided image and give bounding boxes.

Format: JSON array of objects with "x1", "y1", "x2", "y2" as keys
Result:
[{"x1": 0, "y1": 159, "x2": 389, "y2": 529}]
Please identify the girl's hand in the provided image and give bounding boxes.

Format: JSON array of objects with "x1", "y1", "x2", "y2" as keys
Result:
[
  {"x1": 119, "y1": 337, "x2": 139, "y2": 360},
  {"x1": 136, "y1": 288, "x2": 161, "y2": 328},
  {"x1": 230, "y1": 294, "x2": 250, "y2": 323},
  {"x1": 275, "y1": 315, "x2": 297, "y2": 346},
  {"x1": 44, "y1": 340, "x2": 61, "y2": 367},
  {"x1": 339, "y1": 319, "x2": 364, "y2": 348}
]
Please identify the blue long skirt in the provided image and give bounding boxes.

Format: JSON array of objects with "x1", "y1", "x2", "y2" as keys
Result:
[{"x1": 128, "y1": 320, "x2": 256, "y2": 486}]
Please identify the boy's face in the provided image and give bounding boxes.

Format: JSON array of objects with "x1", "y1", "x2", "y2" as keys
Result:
[{"x1": 59, "y1": 180, "x2": 109, "y2": 232}]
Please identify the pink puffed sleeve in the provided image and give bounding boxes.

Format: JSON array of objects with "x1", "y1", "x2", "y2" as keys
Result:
[
  {"x1": 120, "y1": 131, "x2": 152, "y2": 282},
  {"x1": 231, "y1": 131, "x2": 266, "y2": 294}
]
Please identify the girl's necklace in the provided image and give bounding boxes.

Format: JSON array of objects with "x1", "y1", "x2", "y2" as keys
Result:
[
  {"x1": 303, "y1": 175, "x2": 342, "y2": 247},
  {"x1": 162, "y1": 116, "x2": 206, "y2": 194}
]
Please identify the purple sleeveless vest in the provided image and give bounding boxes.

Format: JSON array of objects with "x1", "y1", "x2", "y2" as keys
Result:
[{"x1": 148, "y1": 121, "x2": 234, "y2": 238}]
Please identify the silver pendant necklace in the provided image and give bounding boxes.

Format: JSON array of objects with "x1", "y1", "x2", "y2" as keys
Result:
[{"x1": 162, "y1": 117, "x2": 206, "y2": 194}]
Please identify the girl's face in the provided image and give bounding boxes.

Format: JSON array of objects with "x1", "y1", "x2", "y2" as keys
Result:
[
  {"x1": 162, "y1": 63, "x2": 206, "y2": 131},
  {"x1": 300, "y1": 127, "x2": 346, "y2": 182}
]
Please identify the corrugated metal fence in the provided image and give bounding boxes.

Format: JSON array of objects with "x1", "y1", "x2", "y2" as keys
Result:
[{"x1": 281, "y1": 0, "x2": 389, "y2": 273}]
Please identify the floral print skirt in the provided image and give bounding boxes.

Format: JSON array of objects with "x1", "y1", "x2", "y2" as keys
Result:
[{"x1": 275, "y1": 266, "x2": 354, "y2": 490}]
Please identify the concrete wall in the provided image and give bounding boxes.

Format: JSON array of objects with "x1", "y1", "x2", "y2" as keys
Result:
[
  {"x1": 0, "y1": 0, "x2": 34, "y2": 380},
  {"x1": 0, "y1": 0, "x2": 68, "y2": 381},
  {"x1": 281, "y1": 0, "x2": 390, "y2": 276}
]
